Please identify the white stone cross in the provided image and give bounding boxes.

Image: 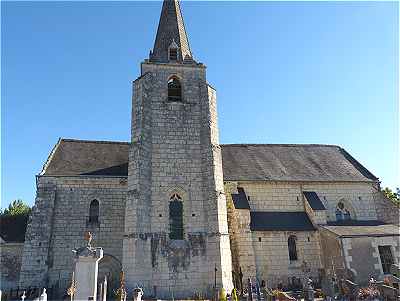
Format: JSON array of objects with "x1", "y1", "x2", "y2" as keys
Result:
[{"x1": 40, "y1": 288, "x2": 47, "y2": 301}]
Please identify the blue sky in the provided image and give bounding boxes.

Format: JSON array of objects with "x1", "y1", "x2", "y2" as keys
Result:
[{"x1": 1, "y1": 1, "x2": 398, "y2": 208}]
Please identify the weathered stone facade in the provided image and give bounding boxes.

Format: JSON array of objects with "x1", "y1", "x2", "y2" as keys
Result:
[
  {"x1": 16, "y1": 0, "x2": 399, "y2": 298},
  {"x1": 226, "y1": 180, "x2": 399, "y2": 288},
  {"x1": 19, "y1": 175, "x2": 126, "y2": 291},
  {"x1": 123, "y1": 59, "x2": 232, "y2": 298},
  {"x1": 319, "y1": 225, "x2": 400, "y2": 286},
  {"x1": 0, "y1": 241, "x2": 24, "y2": 290}
]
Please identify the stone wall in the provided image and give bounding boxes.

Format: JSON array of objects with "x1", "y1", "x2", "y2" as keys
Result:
[
  {"x1": 318, "y1": 227, "x2": 346, "y2": 295},
  {"x1": 343, "y1": 235, "x2": 400, "y2": 285},
  {"x1": 226, "y1": 180, "x2": 380, "y2": 289},
  {"x1": 237, "y1": 181, "x2": 378, "y2": 222},
  {"x1": 230, "y1": 208, "x2": 257, "y2": 285},
  {"x1": 123, "y1": 62, "x2": 232, "y2": 299},
  {"x1": 302, "y1": 182, "x2": 378, "y2": 222},
  {"x1": 252, "y1": 231, "x2": 322, "y2": 288},
  {"x1": 304, "y1": 199, "x2": 327, "y2": 226},
  {"x1": 20, "y1": 175, "x2": 127, "y2": 293},
  {"x1": 371, "y1": 236, "x2": 400, "y2": 276},
  {"x1": 0, "y1": 242, "x2": 24, "y2": 289},
  {"x1": 374, "y1": 191, "x2": 400, "y2": 225},
  {"x1": 225, "y1": 182, "x2": 256, "y2": 289},
  {"x1": 319, "y1": 227, "x2": 400, "y2": 286},
  {"x1": 19, "y1": 181, "x2": 56, "y2": 287}
]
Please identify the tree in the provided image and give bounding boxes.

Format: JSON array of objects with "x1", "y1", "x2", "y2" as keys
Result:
[
  {"x1": 382, "y1": 187, "x2": 400, "y2": 205},
  {"x1": 1, "y1": 199, "x2": 31, "y2": 216}
]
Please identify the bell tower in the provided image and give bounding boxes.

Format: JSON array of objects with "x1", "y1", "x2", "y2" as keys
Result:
[{"x1": 122, "y1": 0, "x2": 233, "y2": 297}]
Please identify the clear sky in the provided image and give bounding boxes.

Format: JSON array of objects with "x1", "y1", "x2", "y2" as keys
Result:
[{"x1": 1, "y1": 1, "x2": 398, "y2": 208}]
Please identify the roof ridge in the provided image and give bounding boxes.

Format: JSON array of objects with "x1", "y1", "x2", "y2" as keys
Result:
[
  {"x1": 61, "y1": 138, "x2": 130, "y2": 145},
  {"x1": 338, "y1": 147, "x2": 378, "y2": 181},
  {"x1": 40, "y1": 138, "x2": 62, "y2": 175},
  {"x1": 220, "y1": 143, "x2": 340, "y2": 148}
]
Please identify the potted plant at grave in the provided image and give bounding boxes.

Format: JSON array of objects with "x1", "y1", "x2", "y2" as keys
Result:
[
  {"x1": 231, "y1": 288, "x2": 239, "y2": 301},
  {"x1": 219, "y1": 288, "x2": 227, "y2": 301},
  {"x1": 357, "y1": 278, "x2": 381, "y2": 301}
]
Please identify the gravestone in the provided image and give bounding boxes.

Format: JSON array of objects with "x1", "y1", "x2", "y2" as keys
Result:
[
  {"x1": 133, "y1": 288, "x2": 143, "y2": 301},
  {"x1": 72, "y1": 232, "x2": 103, "y2": 301}
]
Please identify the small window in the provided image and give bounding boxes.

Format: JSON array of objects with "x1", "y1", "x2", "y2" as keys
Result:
[
  {"x1": 169, "y1": 194, "x2": 183, "y2": 240},
  {"x1": 168, "y1": 77, "x2": 182, "y2": 102},
  {"x1": 378, "y1": 246, "x2": 394, "y2": 274},
  {"x1": 258, "y1": 237, "x2": 262, "y2": 242},
  {"x1": 89, "y1": 199, "x2": 99, "y2": 223},
  {"x1": 288, "y1": 235, "x2": 298, "y2": 261},
  {"x1": 169, "y1": 48, "x2": 178, "y2": 61}
]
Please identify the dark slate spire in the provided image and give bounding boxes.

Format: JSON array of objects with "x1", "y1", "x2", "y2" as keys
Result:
[{"x1": 150, "y1": 0, "x2": 194, "y2": 63}]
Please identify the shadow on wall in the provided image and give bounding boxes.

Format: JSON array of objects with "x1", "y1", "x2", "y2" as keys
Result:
[{"x1": 374, "y1": 192, "x2": 400, "y2": 225}]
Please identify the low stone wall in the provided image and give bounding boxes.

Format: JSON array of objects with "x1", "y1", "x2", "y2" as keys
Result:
[{"x1": 0, "y1": 242, "x2": 24, "y2": 289}]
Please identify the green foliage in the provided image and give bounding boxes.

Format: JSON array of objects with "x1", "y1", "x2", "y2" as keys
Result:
[
  {"x1": 231, "y1": 288, "x2": 238, "y2": 301},
  {"x1": 1, "y1": 200, "x2": 31, "y2": 217},
  {"x1": 382, "y1": 187, "x2": 400, "y2": 206},
  {"x1": 219, "y1": 288, "x2": 227, "y2": 301}
]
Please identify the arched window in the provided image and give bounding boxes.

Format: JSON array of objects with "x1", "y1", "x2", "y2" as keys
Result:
[
  {"x1": 168, "y1": 77, "x2": 182, "y2": 102},
  {"x1": 89, "y1": 199, "x2": 99, "y2": 223},
  {"x1": 335, "y1": 208, "x2": 343, "y2": 221},
  {"x1": 335, "y1": 201, "x2": 352, "y2": 221},
  {"x1": 288, "y1": 235, "x2": 298, "y2": 261},
  {"x1": 169, "y1": 193, "x2": 183, "y2": 240}
]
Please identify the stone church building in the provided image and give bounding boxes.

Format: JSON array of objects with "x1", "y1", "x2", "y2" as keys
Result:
[{"x1": 18, "y1": 0, "x2": 399, "y2": 298}]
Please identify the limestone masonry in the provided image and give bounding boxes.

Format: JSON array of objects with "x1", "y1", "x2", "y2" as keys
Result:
[{"x1": 14, "y1": 0, "x2": 399, "y2": 298}]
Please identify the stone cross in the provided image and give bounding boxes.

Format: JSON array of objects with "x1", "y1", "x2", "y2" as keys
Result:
[
  {"x1": 40, "y1": 288, "x2": 47, "y2": 301},
  {"x1": 85, "y1": 231, "x2": 93, "y2": 249}
]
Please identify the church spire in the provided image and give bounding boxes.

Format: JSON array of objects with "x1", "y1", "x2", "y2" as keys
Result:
[{"x1": 150, "y1": 0, "x2": 194, "y2": 63}]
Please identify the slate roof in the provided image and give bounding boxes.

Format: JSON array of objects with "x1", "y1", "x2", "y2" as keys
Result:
[
  {"x1": 41, "y1": 139, "x2": 378, "y2": 183},
  {"x1": 250, "y1": 212, "x2": 316, "y2": 231},
  {"x1": 303, "y1": 191, "x2": 326, "y2": 210},
  {"x1": 41, "y1": 139, "x2": 129, "y2": 176},
  {"x1": 321, "y1": 224, "x2": 400, "y2": 237},
  {"x1": 221, "y1": 144, "x2": 378, "y2": 182},
  {"x1": 231, "y1": 187, "x2": 251, "y2": 209},
  {"x1": 150, "y1": 0, "x2": 193, "y2": 63}
]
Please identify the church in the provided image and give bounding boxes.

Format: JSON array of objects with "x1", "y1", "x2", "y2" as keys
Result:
[{"x1": 18, "y1": 0, "x2": 399, "y2": 298}]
